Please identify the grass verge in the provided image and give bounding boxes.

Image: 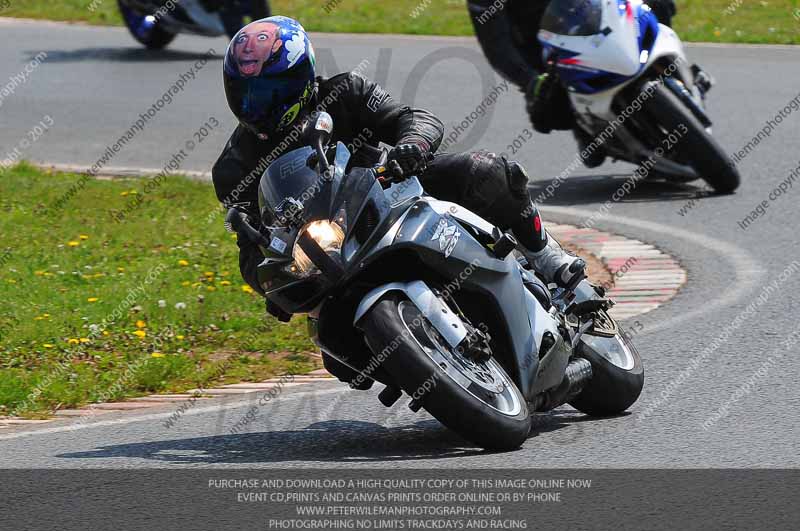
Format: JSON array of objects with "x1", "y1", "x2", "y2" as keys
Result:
[
  {"x1": 2, "y1": 1, "x2": 799, "y2": 44},
  {"x1": 0, "y1": 163, "x2": 317, "y2": 418}
]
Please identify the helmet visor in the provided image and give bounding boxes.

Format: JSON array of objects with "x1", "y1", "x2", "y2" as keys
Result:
[{"x1": 228, "y1": 72, "x2": 314, "y2": 138}]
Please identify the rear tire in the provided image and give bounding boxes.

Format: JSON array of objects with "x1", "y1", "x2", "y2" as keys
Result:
[
  {"x1": 360, "y1": 294, "x2": 531, "y2": 450},
  {"x1": 118, "y1": 1, "x2": 176, "y2": 50},
  {"x1": 642, "y1": 82, "x2": 740, "y2": 194},
  {"x1": 569, "y1": 330, "x2": 644, "y2": 416}
]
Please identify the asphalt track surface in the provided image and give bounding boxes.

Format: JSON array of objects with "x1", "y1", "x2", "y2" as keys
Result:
[{"x1": 2, "y1": 19, "x2": 800, "y2": 468}]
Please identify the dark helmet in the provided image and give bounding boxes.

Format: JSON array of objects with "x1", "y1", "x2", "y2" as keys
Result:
[{"x1": 223, "y1": 16, "x2": 316, "y2": 140}]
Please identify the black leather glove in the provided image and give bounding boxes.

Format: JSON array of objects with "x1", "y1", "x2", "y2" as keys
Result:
[
  {"x1": 526, "y1": 64, "x2": 575, "y2": 134},
  {"x1": 387, "y1": 142, "x2": 429, "y2": 180}
]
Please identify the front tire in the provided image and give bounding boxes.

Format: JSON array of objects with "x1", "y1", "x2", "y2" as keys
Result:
[
  {"x1": 569, "y1": 330, "x2": 644, "y2": 416},
  {"x1": 360, "y1": 294, "x2": 531, "y2": 450},
  {"x1": 642, "y1": 82, "x2": 740, "y2": 193}
]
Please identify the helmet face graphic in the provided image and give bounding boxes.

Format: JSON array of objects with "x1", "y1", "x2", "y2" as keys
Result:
[{"x1": 223, "y1": 16, "x2": 316, "y2": 139}]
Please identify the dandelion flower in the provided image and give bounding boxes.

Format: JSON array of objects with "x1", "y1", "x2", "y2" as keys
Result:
[
  {"x1": 79, "y1": 338, "x2": 90, "y2": 344},
  {"x1": 158, "y1": 300, "x2": 167, "y2": 308},
  {"x1": 117, "y1": 267, "x2": 125, "y2": 272},
  {"x1": 102, "y1": 331, "x2": 110, "y2": 336},
  {"x1": 67, "y1": 338, "x2": 80, "y2": 345},
  {"x1": 241, "y1": 285, "x2": 254, "y2": 294},
  {"x1": 34, "y1": 270, "x2": 45, "y2": 276},
  {"x1": 206, "y1": 286, "x2": 217, "y2": 292},
  {"x1": 133, "y1": 330, "x2": 146, "y2": 339},
  {"x1": 87, "y1": 297, "x2": 99, "y2": 303},
  {"x1": 79, "y1": 235, "x2": 89, "y2": 240},
  {"x1": 68, "y1": 241, "x2": 80, "y2": 247},
  {"x1": 220, "y1": 280, "x2": 231, "y2": 286},
  {"x1": 178, "y1": 260, "x2": 189, "y2": 266},
  {"x1": 120, "y1": 191, "x2": 129, "y2": 197},
  {"x1": 204, "y1": 271, "x2": 214, "y2": 277},
  {"x1": 175, "y1": 302, "x2": 187, "y2": 310},
  {"x1": 176, "y1": 335, "x2": 185, "y2": 340},
  {"x1": 43, "y1": 313, "x2": 50, "y2": 317},
  {"x1": 181, "y1": 281, "x2": 191, "y2": 286},
  {"x1": 136, "y1": 320, "x2": 146, "y2": 329},
  {"x1": 43, "y1": 344, "x2": 55, "y2": 348},
  {"x1": 150, "y1": 352, "x2": 165, "y2": 358}
]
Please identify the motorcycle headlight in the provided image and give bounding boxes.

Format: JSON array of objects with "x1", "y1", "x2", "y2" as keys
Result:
[{"x1": 290, "y1": 220, "x2": 345, "y2": 276}]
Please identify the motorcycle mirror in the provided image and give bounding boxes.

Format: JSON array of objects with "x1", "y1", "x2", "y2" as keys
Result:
[
  {"x1": 303, "y1": 112, "x2": 334, "y2": 175},
  {"x1": 302, "y1": 111, "x2": 333, "y2": 146},
  {"x1": 313, "y1": 111, "x2": 333, "y2": 145}
]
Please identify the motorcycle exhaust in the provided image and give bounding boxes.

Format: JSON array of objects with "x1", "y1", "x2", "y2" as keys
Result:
[{"x1": 531, "y1": 358, "x2": 592, "y2": 412}]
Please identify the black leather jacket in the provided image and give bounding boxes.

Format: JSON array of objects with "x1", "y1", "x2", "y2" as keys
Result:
[{"x1": 212, "y1": 73, "x2": 444, "y2": 210}]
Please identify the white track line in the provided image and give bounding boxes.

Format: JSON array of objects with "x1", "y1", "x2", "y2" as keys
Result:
[{"x1": 542, "y1": 206, "x2": 764, "y2": 334}]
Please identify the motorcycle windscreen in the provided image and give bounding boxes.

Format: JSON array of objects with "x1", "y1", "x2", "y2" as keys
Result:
[
  {"x1": 258, "y1": 146, "x2": 321, "y2": 223},
  {"x1": 540, "y1": 0, "x2": 603, "y2": 36}
]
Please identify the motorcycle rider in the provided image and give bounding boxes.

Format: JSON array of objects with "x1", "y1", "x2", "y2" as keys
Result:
[
  {"x1": 213, "y1": 16, "x2": 586, "y2": 307},
  {"x1": 468, "y1": 0, "x2": 677, "y2": 160}
]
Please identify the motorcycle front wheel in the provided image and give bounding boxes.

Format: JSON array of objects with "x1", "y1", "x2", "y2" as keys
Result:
[
  {"x1": 642, "y1": 82, "x2": 740, "y2": 194},
  {"x1": 117, "y1": 1, "x2": 176, "y2": 50},
  {"x1": 360, "y1": 294, "x2": 531, "y2": 450}
]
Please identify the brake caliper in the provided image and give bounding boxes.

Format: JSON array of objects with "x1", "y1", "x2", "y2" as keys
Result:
[{"x1": 459, "y1": 324, "x2": 493, "y2": 363}]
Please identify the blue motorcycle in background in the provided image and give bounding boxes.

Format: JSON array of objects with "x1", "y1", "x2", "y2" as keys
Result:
[{"x1": 117, "y1": 0, "x2": 270, "y2": 49}]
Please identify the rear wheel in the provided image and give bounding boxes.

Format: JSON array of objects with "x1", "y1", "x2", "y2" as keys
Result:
[
  {"x1": 569, "y1": 330, "x2": 644, "y2": 416},
  {"x1": 118, "y1": 1, "x2": 176, "y2": 50},
  {"x1": 642, "y1": 82, "x2": 740, "y2": 193},
  {"x1": 360, "y1": 294, "x2": 531, "y2": 450}
]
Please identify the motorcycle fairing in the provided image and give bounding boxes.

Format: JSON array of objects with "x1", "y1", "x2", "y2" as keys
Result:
[
  {"x1": 565, "y1": 23, "x2": 694, "y2": 120},
  {"x1": 256, "y1": 144, "x2": 567, "y2": 399},
  {"x1": 539, "y1": 0, "x2": 658, "y2": 94},
  {"x1": 354, "y1": 199, "x2": 563, "y2": 399}
]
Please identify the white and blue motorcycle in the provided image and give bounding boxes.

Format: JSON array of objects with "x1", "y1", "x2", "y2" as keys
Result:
[{"x1": 539, "y1": 0, "x2": 740, "y2": 193}]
